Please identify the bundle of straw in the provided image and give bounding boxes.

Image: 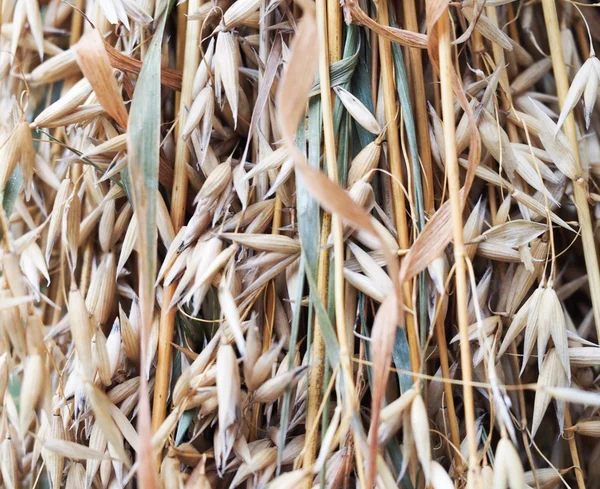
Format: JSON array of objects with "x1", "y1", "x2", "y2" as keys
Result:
[{"x1": 0, "y1": 0, "x2": 600, "y2": 487}]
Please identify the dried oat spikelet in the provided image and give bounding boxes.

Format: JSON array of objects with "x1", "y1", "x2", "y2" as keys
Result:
[
  {"x1": 85, "y1": 422, "x2": 107, "y2": 488},
  {"x1": 528, "y1": 286, "x2": 570, "y2": 380},
  {"x1": 219, "y1": 232, "x2": 301, "y2": 254},
  {"x1": 99, "y1": 198, "x2": 116, "y2": 253},
  {"x1": 45, "y1": 178, "x2": 71, "y2": 263},
  {"x1": 195, "y1": 160, "x2": 233, "y2": 204},
  {"x1": 556, "y1": 53, "x2": 600, "y2": 130},
  {"x1": 117, "y1": 215, "x2": 138, "y2": 276},
  {"x1": 0, "y1": 353, "x2": 8, "y2": 406},
  {"x1": 524, "y1": 468, "x2": 563, "y2": 489},
  {"x1": 244, "y1": 147, "x2": 290, "y2": 181},
  {"x1": 66, "y1": 463, "x2": 86, "y2": 489},
  {"x1": 24, "y1": 49, "x2": 80, "y2": 85},
  {"x1": 0, "y1": 436, "x2": 20, "y2": 489},
  {"x1": 68, "y1": 282, "x2": 95, "y2": 378},
  {"x1": 20, "y1": 332, "x2": 46, "y2": 435},
  {"x1": 93, "y1": 326, "x2": 112, "y2": 386},
  {"x1": 569, "y1": 419, "x2": 600, "y2": 437},
  {"x1": 180, "y1": 243, "x2": 238, "y2": 308},
  {"x1": 251, "y1": 365, "x2": 307, "y2": 404},
  {"x1": 233, "y1": 163, "x2": 249, "y2": 209},
  {"x1": 247, "y1": 337, "x2": 285, "y2": 392},
  {"x1": 84, "y1": 381, "x2": 131, "y2": 467},
  {"x1": 160, "y1": 450, "x2": 184, "y2": 489},
  {"x1": 223, "y1": 0, "x2": 261, "y2": 28},
  {"x1": 63, "y1": 184, "x2": 81, "y2": 269},
  {"x1": 492, "y1": 438, "x2": 525, "y2": 489},
  {"x1": 19, "y1": 241, "x2": 50, "y2": 297},
  {"x1": 218, "y1": 273, "x2": 246, "y2": 356},
  {"x1": 216, "y1": 343, "x2": 240, "y2": 473},
  {"x1": 182, "y1": 85, "x2": 215, "y2": 143},
  {"x1": 518, "y1": 97, "x2": 580, "y2": 181},
  {"x1": 193, "y1": 38, "x2": 215, "y2": 98},
  {"x1": 32, "y1": 77, "x2": 93, "y2": 128},
  {"x1": 215, "y1": 28, "x2": 241, "y2": 128},
  {"x1": 120, "y1": 303, "x2": 140, "y2": 363},
  {"x1": 410, "y1": 394, "x2": 432, "y2": 485},
  {"x1": 0, "y1": 122, "x2": 32, "y2": 199},
  {"x1": 86, "y1": 252, "x2": 116, "y2": 325},
  {"x1": 0, "y1": 290, "x2": 27, "y2": 359},
  {"x1": 333, "y1": 86, "x2": 382, "y2": 134},
  {"x1": 430, "y1": 461, "x2": 454, "y2": 489},
  {"x1": 230, "y1": 446, "x2": 278, "y2": 487},
  {"x1": 510, "y1": 58, "x2": 553, "y2": 95},
  {"x1": 43, "y1": 412, "x2": 66, "y2": 489},
  {"x1": 470, "y1": 220, "x2": 548, "y2": 249},
  {"x1": 265, "y1": 470, "x2": 311, "y2": 489},
  {"x1": 532, "y1": 349, "x2": 567, "y2": 437},
  {"x1": 378, "y1": 388, "x2": 417, "y2": 444},
  {"x1": 347, "y1": 134, "x2": 383, "y2": 187},
  {"x1": 105, "y1": 318, "x2": 122, "y2": 379}
]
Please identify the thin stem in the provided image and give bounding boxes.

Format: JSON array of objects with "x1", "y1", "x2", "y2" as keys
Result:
[
  {"x1": 302, "y1": 0, "x2": 340, "y2": 465},
  {"x1": 401, "y1": 0, "x2": 434, "y2": 214},
  {"x1": 376, "y1": 0, "x2": 420, "y2": 376},
  {"x1": 174, "y1": 2, "x2": 188, "y2": 128},
  {"x1": 152, "y1": 0, "x2": 201, "y2": 433},
  {"x1": 327, "y1": 0, "x2": 342, "y2": 62},
  {"x1": 302, "y1": 215, "x2": 330, "y2": 470},
  {"x1": 314, "y1": 0, "x2": 364, "y2": 486},
  {"x1": 435, "y1": 302, "x2": 463, "y2": 475},
  {"x1": 437, "y1": 8, "x2": 478, "y2": 473},
  {"x1": 564, "y1": 406, "x2": 586, "y2": 489},
  {"x1": 541, "y1": 0, "x2": 600, "y2": 381}
]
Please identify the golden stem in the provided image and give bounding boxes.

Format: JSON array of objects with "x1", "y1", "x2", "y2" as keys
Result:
[
  {"x1": 376, "y1": 0, "x2": 420, "y2": 375},
  {"x1": 302, "y1": 216, "x2": 329, "y2": 469},
  {"x1": 313, "y1": 0, "x2": 365, "y2": 486},
  {"x1": 152, "y1": 0, "x2": 201, "y2": 433},
  {"x1": 540, "y1": 5, "x2": 600, "y2": 441},
  {"x1": 303, "y1": 0, "x2": 342, "y2": 470},
  {"x1": 564, "y1": 406, "x2": 586, "y2": 488},
  {"x1": 435, "y1": 302, "x2": 463, "y2": 474},
  {"x1": 174, "y1": 2, "x2": 188, "y2": 131},
  {"x1": 402, "y1": 0, "x2": 434, "y2": 213},
  {"x1": 437, "y1": 8, "x2": 478, "y2": 472}
]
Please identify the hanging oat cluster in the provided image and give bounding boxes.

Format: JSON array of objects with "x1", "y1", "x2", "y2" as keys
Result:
[{"x1": 1, "y1": 0, "x2": 600, "y2": 487}]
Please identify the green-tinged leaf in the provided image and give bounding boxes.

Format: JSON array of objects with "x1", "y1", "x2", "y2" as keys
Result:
[
  {"x1": 336, "y1": 112, "x2": 350, "y2": 188},
  {"x1": 277, "y1": 256, "x2": 306, "y2": 474},
  {"x1": 303, "y1": 249, "x2": 340, "y2": 366},
  {"x1": 126, "y1": 4, "x2": 174, "y2": 489},
  {"x1": 2, "y1": 167, "x2": 22, "y2": 219},
  {"x1": 127, "y1": 10, "x2": 168, "y2": 331},
  {"x1": 297, "y1": 99, "x2": 321, "y2": 276},
  {"x1": 332, "y1": 25, "x2": 360, "y2": 139},
  {"x1": 120, "y1": 168, "x2": 133, "y2": 203},
  {"x1": 390, "y1": 14, "x2": 428, "y2": 348},
  {"x1": 393, "y1": 327, "x2": 413, "y2": 394},
  {"x1": 175, "y1": 409, "x2": 196, "y2": 446},
  {"x1": 310, "y1": 45, "x2": 360, "y2": 97},
  {"x1": 350, "y1": 30, "x2": 376, "y2": 151},
  {"x1": 361, "y1": 299, "x2": 412, "y2": 489}
]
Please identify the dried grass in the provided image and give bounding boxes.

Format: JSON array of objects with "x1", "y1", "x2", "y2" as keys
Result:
[{"x1": 1, "y1": 0, "x2": 600, "y2": 488}]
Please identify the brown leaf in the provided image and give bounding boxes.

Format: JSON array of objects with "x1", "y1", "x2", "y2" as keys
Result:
[
  {"x1": 368, "y1": 293, "x2": 400, "y2": 487},
  {"x1": 399, "y1": 191, "x2": 464, "y2": 283},
  {"x1": 73, "y1": 29, "x2": 129, "y2": 128}
]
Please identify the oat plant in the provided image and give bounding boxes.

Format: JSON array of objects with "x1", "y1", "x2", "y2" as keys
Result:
[{"x1": 1, "y1": 0, "x2": 600, "y2": 488}]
